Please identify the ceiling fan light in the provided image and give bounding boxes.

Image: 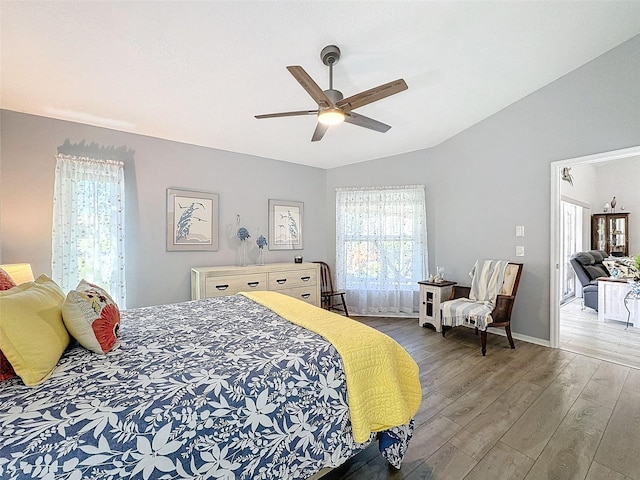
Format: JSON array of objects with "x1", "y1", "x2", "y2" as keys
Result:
[{"x1": 318, "y1": 108, "x2": 345, "y2": 125}]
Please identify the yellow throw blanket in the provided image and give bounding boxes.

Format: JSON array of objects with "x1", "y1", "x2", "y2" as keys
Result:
[{"x1": 241, "y1": 291, "x2": 422, "y2": 443}]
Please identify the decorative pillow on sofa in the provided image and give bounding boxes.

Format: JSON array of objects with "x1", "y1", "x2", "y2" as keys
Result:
[
  {"x1": 0, "y1": 267, "x2": 16, "y2": 290},
  {"x1": 0, "y1": 268, "x2": 17, "y2": 380},
  {"x1": 0, "y1": 275, "x2": 69, "y2": 386},
  {"x1": 62, "y1": 280, "x2": 121, "y2": 354},
  {"x1": 603, "y1": 258, "x2": 640, "y2": 279},
  {"x1": 0, "y1": 353, "x2": 16, "y2": 381}
]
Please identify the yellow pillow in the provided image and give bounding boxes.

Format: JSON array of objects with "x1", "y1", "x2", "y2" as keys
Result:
[{"x1": 0, "y1": 275, "x2": 69, "y2": 386}]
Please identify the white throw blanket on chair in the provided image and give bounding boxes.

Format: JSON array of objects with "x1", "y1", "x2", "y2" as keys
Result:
[{"x1": 441, "y1": 260, "x2": 508, "y2": 331}]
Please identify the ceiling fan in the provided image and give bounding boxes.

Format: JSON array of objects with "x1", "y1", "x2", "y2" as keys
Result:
[{"x1": 255, "y1": 45, "x2": 408, "y2": 142}]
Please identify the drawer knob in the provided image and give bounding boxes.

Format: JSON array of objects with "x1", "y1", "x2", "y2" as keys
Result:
[
  {"x1": 247, "y1": 282, "x2": 259, "y2": 288},
  {"x1": 215, "y1": 284, "x2": 229, "y2": 291},
  {"x1": 276, "y1": 279, "x2": 287, "y2": 284},
  {"x1": 301, "y1": 293, "x2": 311, "y2": 299},
  {"x1": 301, "y1": 276, "x2": 310, "y2": 282}
]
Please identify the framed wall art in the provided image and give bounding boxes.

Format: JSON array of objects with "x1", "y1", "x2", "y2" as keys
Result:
[
  {"x1": 166, "y1": 188, "x2": 219, "y2": 251},
  {"x1": 268, "y1": 199, "x2": 303, "y2": 250}
]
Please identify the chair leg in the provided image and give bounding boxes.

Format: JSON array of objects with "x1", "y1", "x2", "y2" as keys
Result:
[
  {"x1": 340, "y1": 293, "x2": 349, "y2": 317},
  {"x1": 322, "y1": 296, "x2": 330, "y2": 311},
  {"x1": 505, "y1": 324, "x2": 515, "y2": 349},
  {"x1": 480, "y1": 331, "x2": 487, "y2": 356}
]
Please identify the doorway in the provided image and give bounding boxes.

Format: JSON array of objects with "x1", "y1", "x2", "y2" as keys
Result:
[{"x1": 550, "y1": 146, "x2": 640, "y2": 360}]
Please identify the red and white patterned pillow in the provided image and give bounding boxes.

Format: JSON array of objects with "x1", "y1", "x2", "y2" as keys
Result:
[
  {"x1": 0, "y1": 353, "x2": 16, "y2": 381},
  {"x1": 0, "y1": 267, "x2": 16, "y2": 291},
  {"x1": 61, "y1": 280, "x2": 121, "y2": 354},
  {"x1": 0, "y1": 268, "x2": 17, "y2": 380}
]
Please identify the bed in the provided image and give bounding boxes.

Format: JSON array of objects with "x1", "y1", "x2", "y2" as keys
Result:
[{"x1": 0, "y1": 291, "x2": 421, "y2": 480}]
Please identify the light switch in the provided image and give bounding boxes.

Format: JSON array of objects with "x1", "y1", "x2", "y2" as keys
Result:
[
  {"x1": 516, "y1": 246, "x2": 525, "y2": 257},
  {"x1": 516, "y1": 226, "x2": 525, "y2": 237}
]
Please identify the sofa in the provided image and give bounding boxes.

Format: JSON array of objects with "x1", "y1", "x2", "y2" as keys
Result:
[{"x1": 569, "y1": 250, "x2": 610, "y2": 311}]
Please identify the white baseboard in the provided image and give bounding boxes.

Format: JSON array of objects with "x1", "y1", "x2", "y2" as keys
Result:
[
  {"x1": 489, "y1": 328, "x2": 551, "y2": 348},
  {"x1": 351, "y1": 315, "x2": 553, "y2": 348}
]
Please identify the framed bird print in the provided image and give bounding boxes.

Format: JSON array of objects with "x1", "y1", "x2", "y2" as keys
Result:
[
  {"x1": 166, "y1": 188, "x2": 219, "y2": 251},
  {"x1": 268, "y1": 199, "x2": 303, "y2": 250}
]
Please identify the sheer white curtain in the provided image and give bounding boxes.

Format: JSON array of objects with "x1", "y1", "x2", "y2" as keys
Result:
[
  {"x1": 52, "y1": 154, "x2": 126, "y2": 307},
  {"x1": 336, "y1": 185, "x2": 428, "y2": 315}
]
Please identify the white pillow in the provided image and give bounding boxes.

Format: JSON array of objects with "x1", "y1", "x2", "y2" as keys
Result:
[{"x1": 62, "y1": 280, "x2": 121, "y2": 354}]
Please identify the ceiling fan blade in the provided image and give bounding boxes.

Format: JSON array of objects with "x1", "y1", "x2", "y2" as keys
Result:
[
  {"x1": 287, "y1": 65, "x2": 335, "y2": 109},
  {"x1": 255, "y1": 110, "x2": 317, "y2": 119},
  {"x1": 311, "y1": 123, "x2": 329, "y2": 142},
  {"x1": 336, "y1": 79, "x2": 408, "y2": 112},
  {"x1": 344, "y1": 112, "x2": 391, "y2": 133}
]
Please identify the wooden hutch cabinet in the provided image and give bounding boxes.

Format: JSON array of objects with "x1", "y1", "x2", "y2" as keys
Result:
[{"x1": 591, "y1": 213, "x2": 629, "y2": 257}]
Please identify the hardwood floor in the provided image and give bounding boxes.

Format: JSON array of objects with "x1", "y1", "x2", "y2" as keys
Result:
[
  {"x1": 560, "y1": 297, "x2": 640, "y2": 369},
  {"x1": 323, "y1": 315, "x2": 640, "y2": 480}
]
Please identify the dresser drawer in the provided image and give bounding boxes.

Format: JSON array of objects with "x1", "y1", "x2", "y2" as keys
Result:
[
  {"x1": 205, "y1": 273, "x2": 267, "y2": 297},
  {"x1": 279, "y1": 286, "x2": 319, "y2": 306},
  {"x1": 268, "y1": 268, "x2": 317, "y2": 290}
]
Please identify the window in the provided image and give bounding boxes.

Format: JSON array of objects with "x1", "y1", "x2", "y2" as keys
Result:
[
  {"x1": 560, "y1": 199, "x2": 584, "y2": 304},
  {"x1": 52, "y1": 154, "x2": 126, "y2": 306},
  {"x1": 336, "y1": 185, "x2": 428, "y2": 315}
]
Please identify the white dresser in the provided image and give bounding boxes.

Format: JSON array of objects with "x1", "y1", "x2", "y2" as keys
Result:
[{"x1": 191, "y1": 263, "x2": 321, "y2": 307}]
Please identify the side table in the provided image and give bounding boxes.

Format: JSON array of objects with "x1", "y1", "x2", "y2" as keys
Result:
[
  {"x1": 418, "y1": 280, "x2": 456, "y2": 332},
  {"x1": 624, "y1": 290, "x2": 640, "y2": 328}
]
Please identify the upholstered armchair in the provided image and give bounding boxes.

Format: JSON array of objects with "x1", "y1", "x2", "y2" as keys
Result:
[
  {"x1": 569, "y1": 250, "x2": 610, "y2": 311},
  {"x1": 440, "y1": 261, "x2": 523, "y2": 355}
]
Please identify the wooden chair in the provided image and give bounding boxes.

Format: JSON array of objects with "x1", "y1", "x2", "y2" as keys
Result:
[
  {"x1": 441, "y1": 262, "x2": 523, "y2": 355},
  {"x1": 313, "y1": 261, "x2": 349, "y2": 316}
]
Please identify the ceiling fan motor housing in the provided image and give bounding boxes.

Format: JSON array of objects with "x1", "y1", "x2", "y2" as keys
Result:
[
  {"x1": 324, "y1": 88, "x2": 344, "y2": 103},
  {"x1": 321, "y1": 45, "x2": 341, "y2": 66}
]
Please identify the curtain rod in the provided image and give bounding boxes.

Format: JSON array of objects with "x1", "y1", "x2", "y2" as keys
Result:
[
  {"x1": 335, "y1": 185, "x2": 425, "y2": 192},
  {"x1": 57, "y1": 139, "x2": 134, "y2": 162}
]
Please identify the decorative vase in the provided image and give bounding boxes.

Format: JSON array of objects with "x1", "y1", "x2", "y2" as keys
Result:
[
  {"x1": 236, "y1": 240, "x2": 247, "y2": 266},
  {"x1": 256, "y1": 233, "x2": 267, "y2": 266},
  {"x1": 236, "y1": 215, "x2": 251, "y2": 267}
]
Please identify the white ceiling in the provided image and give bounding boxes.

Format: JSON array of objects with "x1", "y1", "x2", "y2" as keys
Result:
[{"x1": 2, "y1": 1, "x2": 640, "y2": 169}]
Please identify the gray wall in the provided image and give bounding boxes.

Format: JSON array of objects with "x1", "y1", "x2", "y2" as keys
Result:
[
  {"x1": 562, "y1": 157, "x2": 640, "y2": 256},
  {"x1": 560, "y1": 163, "x2": 597, "y2": 207},
  {"x1": 327, "y1": 35, "x2": 640, "y2": 341},
  {"x1": 0, "y1": 111, "x2": 327, "y2": 308},
  {"x1": 1, "y1": 35, "x2": 639, "y2": 343},
  {"x1": 561, "y1": 162, "x2": 596, "y2": 255},
  {"x1": 593, "y1": 157, "x2": 640, "y2": 256}
]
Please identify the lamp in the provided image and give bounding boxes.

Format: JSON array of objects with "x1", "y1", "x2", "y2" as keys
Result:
[
  {"x1": 317, "y1": 108, "x2": 345, "y2": 126},
  {"x1": 0, "y1": 263, "x2": 34, "y2": 284}
]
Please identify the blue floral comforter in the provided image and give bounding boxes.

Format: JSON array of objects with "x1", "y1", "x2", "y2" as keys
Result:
[{"x1": 0, "y1": 295, "x2": 413, "y2": 479}]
